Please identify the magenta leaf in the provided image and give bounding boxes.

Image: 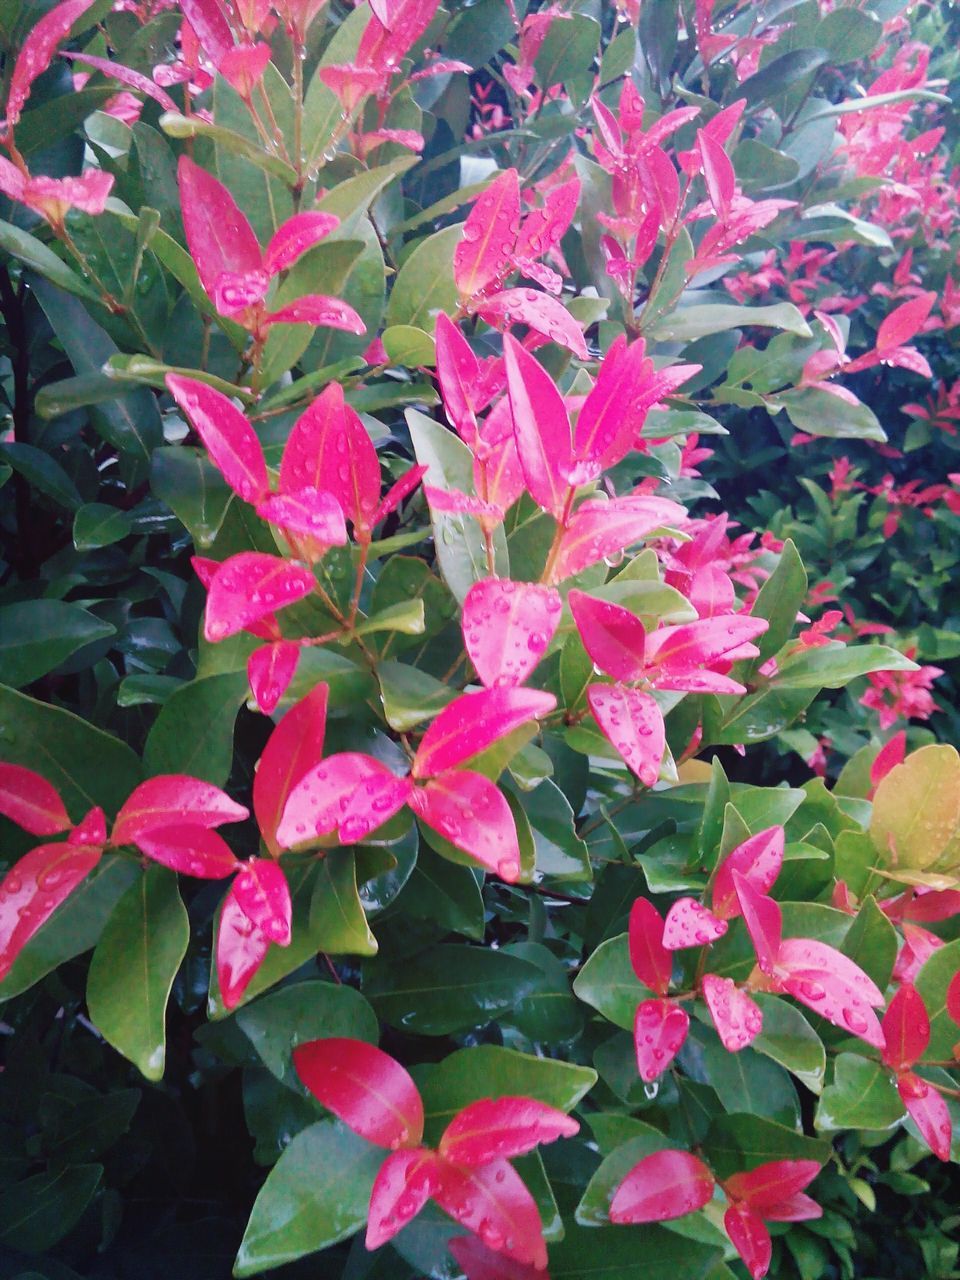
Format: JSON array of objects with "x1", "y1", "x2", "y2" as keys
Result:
[
  {"x1": 232, "y1": 858, "x2": 292, "y2": 945},
  {"x1": 732, "y1": 872, "x2": 782, "y2": 977},
  {"x1": 702, "y1": 975, "x2": 763, "y2": 1052},
  {"x1": 438, "y1": 1097, "x2": 578, "y2": 1167},
  {"x1": 0, "y1": 841, "x2": 102, "y2": 980},
  {"x1": 262, "y1": 212, "x2": 340, "y2": 275},
  {"x1": 662, "y1": 898, "x2": 728, "y2": 950},
  {"x1": 255, "y1": 488, "x2": 348, "y2": 544},
  {"x1": 431, "y1": 1158, "x2": 548, "y2": 1271},
  {"x1": 453, "y1": 168, "x2": 521, "y2": 298},
  {"x1": 503, "y1": 333, "x2": 572, "y2": 518},
  {"x1": 365, "y1": 1149, "x2": 439, "y2": 1249},
  {"x1": 4, "y1": 0, "x2": 97, "y2": 134},
  {"x1": 479, "y1": 289, "x2": 587, "y2": 358},
  {"x1": 166, "y1": 374, "x2": 269, "y2": 505},
  {"x1": 568, "y1": 590, "x2": 647, "y2": 683},
  {"x1": 412, "y1": 687, "x2": 556, "y2": 779},
  {"x1": 548, "y1": 497, "x2": 684, "y2": 583},
  {"x1": 628, "y1": 898, "x2": 672, "y2": 995},
  {"x1": 897, "y1": 1074, "x2": 952, "y2": 1160},
  {"x1": 411, "y1": 769, "x2": 521, "y2": 882},
  {"x1": 462, "y1": 579, "x2": 562, "y2": 688},
  {"x1": 247, "y1": 640, "x2": 301, "y2": 716},
  {"x1": 113, "y1": 776, "x2": 248, "y2": 846},
  {"x1": 177, "y1": 156, "x2": 261, "y2": 302},
  {"x1": 293, "y1": 1037, "x2": 425, "y2": 1149},
  {"x1": 217, "y1": 885, "x2": 271, "y2": 1011},
  {"x1": 587, "y1": 684, "x2": 665, "y2": 788},
  {"x1": 136, "y1": 825, "x2": 239, "y2": 878},
  {"x1": 337, "y1": 772, "x2": 414, "y2": 844},
  {"x1": 276, "y1": 753, "x2": 393, "y2": 848},
  {"x1": 0, "y1": 763, "x2": 71, "y2": 836},
  {"x1": 265, "y1": 296, "x2": 366, "y2": 333},
  {"x1": 610, "y1": 1149, "x2": 715, "y2": 1223},
  {"x1": 634, "y1": 998, "x2": 690, "y2": 1082},
  {"x1": 203, "y1": 552, "x2": 316, "y2": 642},
  {"x1": 253, "y1": 683, "x2": 328, "y2": 854},
  {"x1": 712, "y1": 827, "x2": 785, "y2": 920},
  {"x1": 435, "y1": 311, "x2": 481, "y2": 442}
]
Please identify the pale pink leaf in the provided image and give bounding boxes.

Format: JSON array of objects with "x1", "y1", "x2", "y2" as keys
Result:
[
  {"x1": 365, "y1": 1149, "x2": 439, "y2": 1250},
  {"x1": 217, "y1": 885, "x2": 271, "y2": 1010},
  {"x1": 232, "y1": 857, "x2": 292, "y2": 944},
  {"x1": 255, "y1": 488, "x2": 347, "y2": 543},
  {"x1": 732, "y1": 872, "x2": 782, "y2": 977},
  {"x1": 778, "y1": 939, "x2": 884, "y2": 1005},
  {"x1": 337, "y1": 772, "x2": 414, "y2": 844},
  {"x1": 898, "y1": 1073, "x2": 952, "y2": 1160},
  {"x1": 610, "y1": 1149, "x2": 715, "y2": 1223},
  {"x1": 265, "y1": 295, "x2": 366, "y2": 332},
  {"x1": 548, "y1": 496, "x2": 684, "y2": 583},
  {"x1": 479, "y1": 289, "x2": 588, "y2": 358},
  {"x1": 276, "y1": 753, "x2": 392, "y2": 848},
  {"x1": 645, "y1": 614, "x2": 769, "y2": 676},
  {"x1": 712, "y1": 827, "x2": 785, "y2": 920},
  {"x1": 702, "y1": 974, "x2": 763, "y2": 1052},
  {"x1": 662, "y1": 898, "x2": 727, "y2": 950},
  {"x1": 462, "y1": 578, "x2": 562, "y2": 688},
  {"x1": 248, "y1": 640, "x2": 301, "y2": 716}
]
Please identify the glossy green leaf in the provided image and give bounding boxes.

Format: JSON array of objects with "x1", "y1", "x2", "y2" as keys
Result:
[
  {"x1": 0, "y1": 1164, "x2": 103, "y2": 1253},
  {"x1": 650, "y1": 302, "x2": 811, "y2": 342},
  {"x1": 573, "y1": 933, "x2": 646, "y2": 1031},
  {"x1": 0, "y1": 601, "x2": 115, "y2": 687},
  {"x1": 815, "y1": 1054, "x2": 903, "y2": 1132},
  {"x1": 309, "y1": 850, "x2": 378, "y2": 956},
  {"x1": 143, "y1": 672, "x2": 248, "y2": 785},
  {"x1": 73, "y1": 502, "x2": 133, "y2": 550},
  {"x1": 752, "y1": 994, "x2": 826, "y2": 1094}
]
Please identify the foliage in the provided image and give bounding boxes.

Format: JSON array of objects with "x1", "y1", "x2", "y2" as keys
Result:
[{"x1": 0, "y1": 0, "x2": 959, "y2": 1277}]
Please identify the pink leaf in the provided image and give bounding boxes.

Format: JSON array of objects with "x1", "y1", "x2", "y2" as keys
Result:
[
  {"x1": 4, "y1": 0, "x2": 96, "y2": 132},
  {"x1": 113, "y1": 776, "x2": 248, "y2": 845},
  {"x1": 610, "y1": 1149, "x2": 715, "y2": 1223},
  {"x1": 572, "y1": 335, "x2": 649, "y2": 473},
  {"x1": 870, "y1": 731, "x2": 906, "y2": 792},
  {"x1": 253, "y1": 683, "x2": 328, "y2": 852},
  {"x1": 262, "y1": 211, "x2": 340, "y2": 275},
  {"x1": 69, "y1": 807, "x2": 106, "y2": 846},
  {"x1": 724, "y1": 1160, "x2": 822, "y2": 1216},
  {"x1": 365, "y1": 1148, "x2": 439, "y2": 1249},
  {"x1": 337, "y1": 772, "x2": 414, "y2": 844},
  {"x1": 698, "y1": 131, "x2": 736, "y2": 215},
  {"x1": 946, "y1": 971, "x2": 960, "y2": 1027},
  {"x1": 62, "y1": 51, "x2": 178, "y2": 112},
  {"x1": 376, "y1": 463, "x2": 428, "y2": 524},
  {"x1": 662, "y1": 898, "x2": 727, "y2": 950},
  {"x1": 411, "y1": 770, "x2": 521, "y2": 882},
  {"x1": 279, "y1": 383, "x2": 381, "y2": 535},
  {"x1": 412, "y1": 687, "x2": 556, "y2": 780},
  {"x1": 645, "y1": 614, "x2": 768, "y2": 676},
  {"x1": 435, "y1": 311, "x2": 481, "y2": 442},
  {"x1": 424, "y1": 486, "x2": 502, "y2": 519},
  {"x1": 723, "y1": 1202, "x2": 772, "y2": 1280},
  {"x1": 218, "y1": 42, "x2": 272, "y2": 98},
  {"x1": 232, "y1": 858, "x2": 292, "y2": 944},
  {"x1": 136, "y1": 824, "x2": 238, "y2": 878},
  {"x1": 876, "y1": 291, "x2": 936, "y2": 355},
  {"x1": 777, "y1": 939, "x2": 884, "y2": 1006},
  {"x1": 898, "y1": 1073, "x2": 952, "y2": 1161},
  {"x1": 431, "y1": 1158, "x2": 548, "y2": 1271},
  {"x1": 439, "y1": 1097, "x2": 578, "y2": 1167},
  {"x1": 479, "y1": 289, "x2": 588, "y2": 358},
  {"x1": 587, "y1": 684, "x2": 665, "y2": 788},
  {"x1": 166, "y1": 374, "x2": 269, "y2": 504},
  {"x1": 702, "y1": 975, "x2": 763, "y2": 1052},
  {"x1": 711, "y1": 827, "x2": 785, "y2": 920},
  {"x1": 568, "y1": 590, "x2": 647, "y2": 683},
  {"x1": 0, "y1": 841, "x2": 101, "y2": 980},
  {"x1": 265, "y1": 295, "x2": 366, "y2": 332},
  {"x1": 628, "y1": 898, "x2": 672, "y2": 995},
  {"x1": 462, "y1": 579, "x2": 562, "y2": 688},
  {"x1": 203, "y1": 552, "x2": 316, "y2": 642},
  {"x1": 503, "y1": 333, "x2": 572, "y2": 518},
  {"x1": 454, "y1": 169, "x2": 521, "y2": 298},
  {"x1": 293, "y1": 1037, "x2": 425, "y2": 1149},
  {"x1": 255, "y1": 488, "x2": 348, "y2": 544},
  {"x1": 177, "y1": 157, "x2": 261, "y2": 302},
  {"x1": 0, "y1": 764, "x2": 71, "y2": 836},
  {"x1": 216, "y1": 885, "x2": 271, "y2": 1010},
  {"x1": 276, "y1": 753, "x2": 393, "y2": 848},
  {"x1": 448, "y1": 1235, "x2": 544, "y2": 1280},
  {"x1": 179, "y1": 0, "x2": 234, "y2": 63},
  {"x1": 780, "y1": 969, "x2": 884, "y2": 1049},
  {"x1": 513, "y1": 177, "x2": 579, "y2": 273},
  {"x1": 634, "y1": 997, "x2": 690, "y2": 1082},
  {"x1": 477, "y1": 429, "x2": 525, "y2": 517},
  {"x1": 247, "y1": 640, "x2": 301, "y2": 716},
  {"x1": 732, "y1": 872, "x2": 782, "y2": 977},
  {"x1": 548, "y1": 496, "x2": 684, "y2": 583}
]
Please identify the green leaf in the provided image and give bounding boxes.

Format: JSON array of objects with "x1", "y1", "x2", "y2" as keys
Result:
[
  {"x1": 382, "y1": 324, "x2": 436, "y2": 366},
  {"x1": 309, "y1": 850, "x2": 378, "y2": 956},
  {"x1": 73, "y1": 502, "x2": 133, "y2": 550},
  {"x1": 732, "y1": 139, "x2": 800, "y2": 191},
  {"x1": 522, "y1": 779, "x2": 591, "y2": 882},
  {"x1": 704, "y1": 1114, "x2": 830, "y2": 1180},
  {"x1": 395, "y1": 845, "x2": 484, "y2": 940},
  {"x1": 86, "y1": 867, "x2": 189, "y2": 1081},
  {"x1": 0, "y1": 441, "x2": 82, "y2": 509},
  {"x1": 815, "y1": 1053, "x2": 903, "y2": 1131},
  {"x1": 573, "y1": 933, "x2": 645, "y2": 1031},
  {"x1": 407, "y1": 408, "x2": 508, "y2": 600},
  {"x1": 0, "y1": 220, "x2": 99, "y2": 301},
  {"x1": 841, "y1": 896, "x2": 898, "y2": 991},
  {"x1": 548, "y1": 1224, "x2": 720, "y2": 1279},
  {"x1": 378, "y1": 661, "x2": 457, "y2": 732},
  {"x1": 501, "y1": 941, "x2": 583, "y2": 1044},
  {"x1": 151, "y1": 446, "x2": 234, "y2": 548},
  {"x1": 815, "y1": 7, "x2": 881, "y2": 59},
  {"x1": 915, "y1": 939, "x2": 960, "y2": 1061},
  {"x1": 364, "y1": 944, "x2": 540, "y2": 1035},
  {"x1": 0, "y1": 683, "x2": 141, "y2": 817},
  {"x1": 696, "y1": 1029, "x2": 800, "y2": 1126},
  {"x1": 771, "y1": 386, "x2": 885, "y2": 442},
  {"x1": 575, "y1": 1127, "x2": 675, "y2": 1226},
  {"x1": 752, "y1": 994, "x2": 826, "y2": 1094},
  {"x1": 234, "y1": 1120, "x2": 382, "y2": 1276},
  {"x1": 650, "y1": 302, "x2": 811, "y2": 342},
  {"x1": 235, "y1": 980, "x2": 378, "y2": 1090},
  {"x1": 747, "y1": 539, "x2": 806, "y2": 665},
  {"x1": 353, "y1": 599, "x2": 425, "y2": 638},
  {"x1": 533, "y1": 13, "x2": 600, "y2": 105},
  {"x1": 0, "y1": 1164, "x2": 103, "y2": 1253},
  {"x1": 738, "y1": 48, "x2": 829, "y2": 107},
  {"x1": 870, "y1": 744, "x2": 960, "y2": 874},
  {"x1": 773, "y1": 642, "x2": 918, "y2": 689},
  {"x1": 801, "y1": 87, "x2": 949, "y2": 122},
  {"x1": 159, "y1": 111, "x2": 297, "y2": 184},
  {"x1": 0, "y1": 601, "x2": 115, "y2": 687},
  {"x1": 386, "y1": 224, "x2": 461, "y2": 332},
  {"x1": 143, "y1": 672, "x2": 248, "y2": 785}
]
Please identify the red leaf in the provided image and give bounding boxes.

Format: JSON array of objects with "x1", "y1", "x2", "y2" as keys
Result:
[
  {"x1": 513, "y1": 177, "x2": 579, "y2": 275},
  {"x1": 436, "y1": 311, "x2": 481, "y2": 442},
  {"x1": 568, "y1": 590, "x2": 647, "y2": 683},
  {"x1": 262, "y1": 212, "x2": 340, "y2": 276},
  {"x1": 732, "y1": 872, "x2": 782, "y2": 977},
  {"x1": 898, "y1": 1073, "x2": 952, "y2": 1161},
  {"x1": 136, "y1": 825, "x2": 239, "y2": 878},
  {"x1": 265, "y1": 295, "x2": 366, "y2": 333},
  {"x1": 724, "y1": 1161, "x2": 822, "y2": 1214},
  {"x1": 216, "y1": 884, "x2": 271, "y2": 1010},
  {"x1": 462, "y1": 579, "x2": 562, "y2": 689},
  {"x1": 882, "y1": 982, "x2": 930, "y2": 1071},
  {"x1": 876, "y1": 291, "x2": 936, "y2": 355},
  {"x1": 337, "y1": 772, "x2": 414, "y2": 844},
  {"x1": 412, "y1": 687, "x2": 556, "y2": 780},
  {"x1": 248, "y1": 641, "x2": 301, "y2": 716},
  {"x1": 609, "y1": 1149, "x2": 715, "y2": 1223},
  {"x1": 166, "y1": 374, "x2": 269, "y2": 505},
  {"x1": 662, "y1": 898, "x2": 727, "y2": 950},
  {"x1": 276, "y1": 752, "x2": 392, "y2": 848},
  {"x1": 438, "y1": 1097, "x2": 578, "y2": 1167},
  {"x1": 645, "y1": 614, "x2": 768, "y2": 676},
  {"x1": 587, "y1": 684, "x2": 665, "y2": 788},
  {"x1": 113, "y1": 776, "x2": 248, "y2": 845},
  {"x1": 698, "y1": 131, "x2": 736, "y2": 214},
  {"x1": 293, "y1": 1037, "x2": 424, "y2": 1149},
  {"x1": 0, "y1": 763, "x2": 71, "y2": 836},
  {"x1": 179, "y1": 0, "x2": 233, "y2": 63},
  {"x1": 431, "y1": 1158, "x2": 547, "y2": 1270},
  {"x1": 279, "y1": 383, "x2": 381, "y2": 535},
  {"x1": 454, "y1": 169, "x2": 521, "y2": 298},
  {"x1": 711, "y1": 827, "x2": 785, "y2": 920},
  {"x1": 365, "y1": 1148, "x2": 439, "y2": 1249},
  {"x1": 634, "y1": 998, "x2": 689, "y2": 1082},
  {"x1": 503, "y1": 333, "x2": 572, "y2": 518},
  {"x1": 62, "y1": 51, "x2": 178, "y2": 113},
  {"x1": 448, "y1": 1234, "x2": 544, "y2": 1280},
  {"x1": 479, "y1": 289, "x2": 588, "y2": 358},
  {"x1": 702, "y1": 975, "x2": 763, "y2": 1052},
  {"x1": 411, "y1": 770, "x2": 521, "y2": 882},
  {"x1": 69, "y1": 807, "x2": 106, "y2": 846},
  {"x1": 760, "y1": 1192, "x2": 822, "y2": 1223},
  {"x1": 628, "y1": 898, "x2": 672, "y2": 995},
  {"x1": 253, "y1": 683, "x2": 328, "y2": 854},
  {"x1": 203, "y1": 552, "x2": 316, "y2": 641},
  {"x1": 177, "y1": 157, "x2": 261, "y2": 302},
  {"x1": 870, "y1": 730, "x2": 906, "y2": 792},
  {"x1": 232, "y1": 858, "x2": 291, "y2": 944},
  {"x1": 723, "y1": 1202, "x2": 772, "y2": 1280},
  {"x1": 0, "y1": 842, "x2": 101, "y2": 981},
  {"x1": 4, "y1": 0, "x2": 96, "y2": 132},
  {"x1": 548, "y1": 496, "x2": 684, "y2": 583},
  {"x1": 376, "y1": 463, "x2": 427, "y2": 524},
  {"x1": 255, "y1": 488, "x2": 348, "y2": 544}
]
